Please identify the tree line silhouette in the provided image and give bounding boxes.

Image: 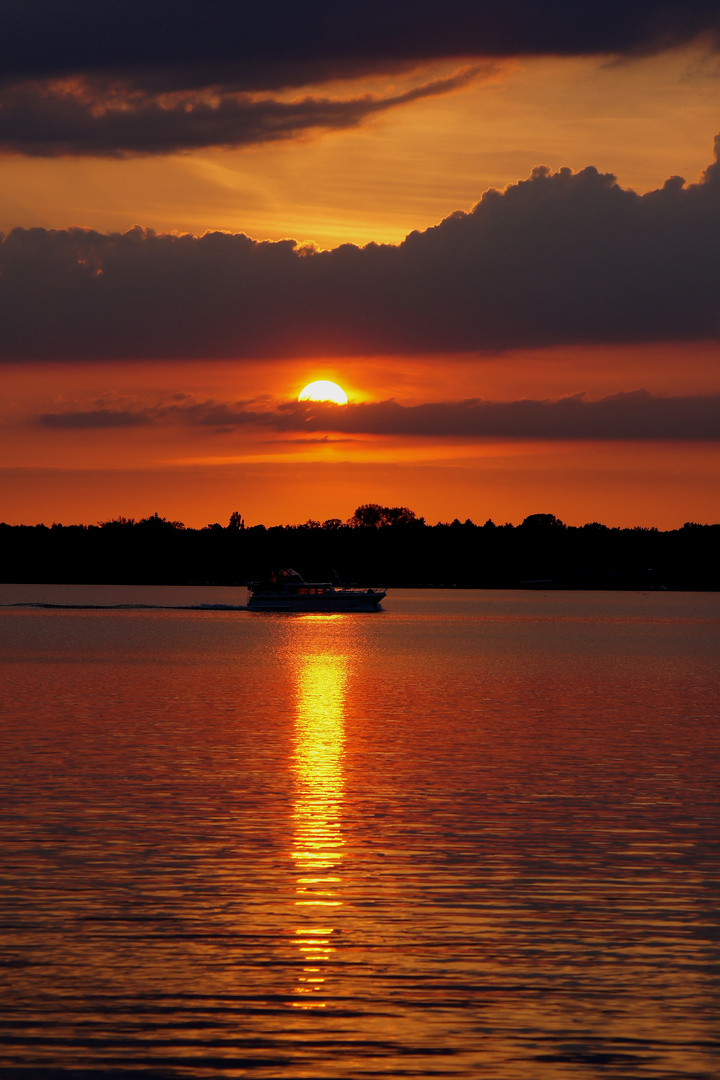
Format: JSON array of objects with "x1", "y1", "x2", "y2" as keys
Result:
[{"x1": 1, "y1": 504, "x2": 717, "y2": 589}]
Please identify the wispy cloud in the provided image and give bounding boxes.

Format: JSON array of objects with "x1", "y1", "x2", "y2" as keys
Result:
[
  {"x1": 38, "y1": 408, "x2": 152, "y2": 428},
  {"x1": 0, "y1": 66, "x2": 488, "y2": 157},
  {"x1": 37, "y1": 390, "x2": 720, "y2": 441}
]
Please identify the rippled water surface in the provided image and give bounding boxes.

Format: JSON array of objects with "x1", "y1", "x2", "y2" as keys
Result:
[{"x1": 1, "y1": 586, "x2": 719, "y2": 1079}]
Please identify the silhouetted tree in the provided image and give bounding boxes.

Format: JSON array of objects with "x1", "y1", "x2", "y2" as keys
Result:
[
  {"x1": 349, "y1": 503, "x2": 421, "y2": 528},
  {"x1": 349, "y1": 503, "x2": 385, "y2": 527},
  {"x1": 521, "y1": 513, "x2": 565, "y2": 529},
  {"x1": 383, "y1": 506, "x2": 421, "y2": 527},
  {"x1": 137, "y1": 512, "x2": 185, "y2": 530},
  {"x1": 99, "y1": 516, "x2": 136, "y2": 529}
]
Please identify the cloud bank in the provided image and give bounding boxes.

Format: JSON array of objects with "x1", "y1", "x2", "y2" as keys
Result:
[
  {"x1": 4, "y1": 138, "x2": 720, "y2": 358},
  {"x1": 37, "y1": 391, "x2": 720, "y2": 441},
  {"x1": 0, "y1": 1, "x2": 718, "y2": 156}
]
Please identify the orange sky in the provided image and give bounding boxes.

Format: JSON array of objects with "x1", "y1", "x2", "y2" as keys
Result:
[{"x1": 1, "y1": 42, "x2": 719, "y2": 528}]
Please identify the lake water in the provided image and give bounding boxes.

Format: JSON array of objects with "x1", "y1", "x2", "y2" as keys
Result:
[{"x1": 1, "y1": 587, "x2": 719, "y2": 1079}]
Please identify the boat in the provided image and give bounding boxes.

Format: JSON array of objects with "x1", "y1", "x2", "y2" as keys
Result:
[{"x1": 247, "y1": 569, "x2": 386, "y2": 611}]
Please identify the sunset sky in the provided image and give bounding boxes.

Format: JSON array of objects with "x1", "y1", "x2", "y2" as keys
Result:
[{"x1": 2, "y1": 0, "x2": 720, "y2": 528}]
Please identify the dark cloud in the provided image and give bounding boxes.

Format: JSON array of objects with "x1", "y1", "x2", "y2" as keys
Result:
[
  {"x1": 4, "y1": 138, "x2": 720, "y2": 357},
  {"x1": 0, "y1": 67, "x2": 485, "y2": 157},
  {"x1": 37, "y1": 391, "x2": 720, "y2": 440},
  {"x1": 0, "y1": 1, "x2": 718, "y2": 156},
  {"x1": 2, "y1": 2, "x2": 718, "y2": 90}
]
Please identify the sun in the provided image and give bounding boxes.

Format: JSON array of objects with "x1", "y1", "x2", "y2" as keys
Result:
[{"x1": 298, "y1": 380, "x2": 348, "y2": 405}]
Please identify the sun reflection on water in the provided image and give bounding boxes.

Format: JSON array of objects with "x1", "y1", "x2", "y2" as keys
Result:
[{"x1": 290, "y1": 642, "x2": 348, "y2": 1008}]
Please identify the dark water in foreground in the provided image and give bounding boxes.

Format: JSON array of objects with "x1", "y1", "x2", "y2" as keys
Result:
[{"x1": 1, "y1": 587, "x2": 719, "y2": 1079}]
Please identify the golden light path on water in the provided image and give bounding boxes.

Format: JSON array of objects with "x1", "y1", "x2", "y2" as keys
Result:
[{"x1": 290, "y1": 624, "x2": 348, "y2": 1009}]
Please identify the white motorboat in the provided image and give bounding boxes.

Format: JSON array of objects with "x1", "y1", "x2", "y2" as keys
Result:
[{"x1": 247, "y1": 569, "x2": 386, "y2": 611}]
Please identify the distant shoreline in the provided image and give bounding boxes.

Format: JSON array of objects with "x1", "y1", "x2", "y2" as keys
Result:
[
  {"x1": 2, "y1": 583, "x2": 718, "y2": 593},
  {"x1": 2, "y1": 511, "x2": 718, "y2": 593}
]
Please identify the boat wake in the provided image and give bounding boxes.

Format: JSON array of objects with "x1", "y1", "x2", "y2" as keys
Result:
[{"x1": 0, "y1": 602, "x2": 248, "y2": 611}]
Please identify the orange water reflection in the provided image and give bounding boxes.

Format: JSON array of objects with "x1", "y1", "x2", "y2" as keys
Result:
[{"x1": 289, "y1": 626, "x2": 348, "y2": 1008}]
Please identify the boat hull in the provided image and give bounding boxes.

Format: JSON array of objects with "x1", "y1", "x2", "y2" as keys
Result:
[{"x1": 247, "y1": 591, "x2": 385, "y2": 612}]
